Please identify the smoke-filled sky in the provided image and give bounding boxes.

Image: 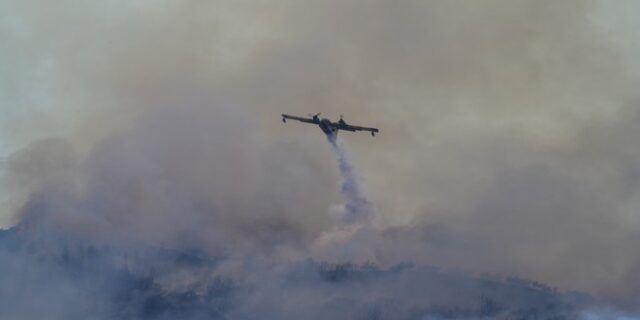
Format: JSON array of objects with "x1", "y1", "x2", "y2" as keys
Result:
[{"x1": 3, "y1": 0, "x2": 640, "y2": 315}]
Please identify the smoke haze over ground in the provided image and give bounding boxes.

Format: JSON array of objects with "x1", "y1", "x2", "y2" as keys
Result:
[{"x1": 2, "y1": 0, "x2": 640, "y2": 318}]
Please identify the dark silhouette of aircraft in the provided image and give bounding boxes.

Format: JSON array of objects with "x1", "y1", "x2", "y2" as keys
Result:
[{"x1": 281, "y1": 113, "x2": 379, "y2": 136}]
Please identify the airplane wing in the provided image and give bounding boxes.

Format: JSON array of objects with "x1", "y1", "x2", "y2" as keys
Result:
[
  {"x1": 282, "y1": 114, "x2": 318, "y2": 124},
  {"x1": 337, "y1": 123, "x2": 380, "y2": 135}
]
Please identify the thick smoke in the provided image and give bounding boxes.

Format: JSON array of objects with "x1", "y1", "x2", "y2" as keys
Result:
[
  {"x1": 0, "y1": 108, "x2": 596, "y2": 319},
  {"x1": 2, "y1": 0, "x2": 640, "y2": 318}
]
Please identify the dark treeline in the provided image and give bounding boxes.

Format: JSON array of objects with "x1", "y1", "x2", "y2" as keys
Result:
[{"x1": 0, "y1": 228, "x2": 589, "y2": 319}]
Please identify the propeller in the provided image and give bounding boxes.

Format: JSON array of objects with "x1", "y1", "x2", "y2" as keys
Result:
[{"x1": 308, "y1": 112, "x2": 321, "y2": 118}]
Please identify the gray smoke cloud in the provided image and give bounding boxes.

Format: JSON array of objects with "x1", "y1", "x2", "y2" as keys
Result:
[{"x1": 2, "y1": 0, "x2": 640, "y2": 318}]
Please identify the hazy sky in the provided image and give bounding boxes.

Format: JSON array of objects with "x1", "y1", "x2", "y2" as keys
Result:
[{"x1": 3, "y1": 0, "x2": 640, "y2": 309}]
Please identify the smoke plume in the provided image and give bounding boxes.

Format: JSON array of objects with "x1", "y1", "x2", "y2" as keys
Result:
[{"x1": 2, "y1": 0, "x2": 640, "y2": 318}]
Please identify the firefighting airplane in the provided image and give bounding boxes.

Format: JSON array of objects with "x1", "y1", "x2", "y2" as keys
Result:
[{"x1": 281, "y1": 113, "x2": 380, "y2": 137}]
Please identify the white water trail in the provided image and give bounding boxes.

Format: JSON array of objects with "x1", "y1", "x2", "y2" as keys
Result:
[
  {"x1": 326, "y1": 133, "x2": 372, "y2": 225},
  {"x1": 311, "y1": 133, "x2": 378, "y2": 263}
]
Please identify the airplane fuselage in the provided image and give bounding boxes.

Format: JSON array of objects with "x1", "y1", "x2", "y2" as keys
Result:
[{"x1": 319, "y1": 118, "x2": 338, "y2": 136}]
